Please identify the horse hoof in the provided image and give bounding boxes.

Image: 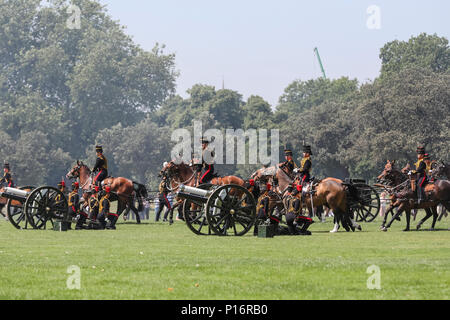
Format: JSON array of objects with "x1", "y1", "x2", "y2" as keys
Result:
[
  {"x1": 357, "y1": 226, "x2": 362, "y2": 231},
  {"x1": 416, "y1": 224, "x2": 422, "y2": 231},
  {"x1": 381, "y1": 227, "x2": 388, "y2": 232},
  {"x1": 403, "y1": 228, "x2": 410, "y2": 232}
]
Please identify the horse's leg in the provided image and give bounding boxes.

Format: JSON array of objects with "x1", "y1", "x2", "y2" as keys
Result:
[
  {"x1": 128, "y1": 200, "x2": 141, "y2": 224},
  {"x1": 430, "y1": 207, "x2": 438, "y2": 230},
  {"x1": 403, "y1": 209, "x2": 411, "y2": 232},
  {"x1": 382, "y1": 206, "x2": 404, "y2": 231},
  {"x1": 417, "y1": 208, "x2": 432, "y2": 230},
  {"x1": 381, "y1": 205, "x2": 394, "y2": 228}
]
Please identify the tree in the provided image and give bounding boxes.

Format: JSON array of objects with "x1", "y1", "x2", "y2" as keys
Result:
[{"x1": 380, "y1": 33, "x2": 450, "y2": 77}]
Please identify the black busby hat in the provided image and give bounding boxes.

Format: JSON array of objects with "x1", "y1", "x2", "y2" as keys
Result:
[
  {"x1": 3, "y1": 161, "x2": 10, "y2": 169},
  {"x1": 303, "y1": 145, "x2": 313, "y2": 155},
  {"x1": 416, "y1": 146, "x2": 425, "y2": 155},
  {"x1": 200, "y1": 137, "x2": 210, "y2": 144},
  {"x1": 284, "y1": 144, "x2": 293, "y2": 156},
  {"x1": 95, "y1": 145, "x2": 103, "y2": 153}
]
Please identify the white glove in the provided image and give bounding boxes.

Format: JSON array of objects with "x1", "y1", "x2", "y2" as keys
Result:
[
  {"x1": 293, "y1": 168, "x2": 299, "y2": 173},
  {"x1": 408, "y1": 171, "x2": 413, "y2": 176}
]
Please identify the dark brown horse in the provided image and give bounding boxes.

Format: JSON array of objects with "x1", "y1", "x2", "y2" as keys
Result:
[
  {"x1": 66, "y1": 161, "x2": 147, "y2": 224},
  {"x1": 377, "y1": 160, "x2": 450, "y2": 231}
]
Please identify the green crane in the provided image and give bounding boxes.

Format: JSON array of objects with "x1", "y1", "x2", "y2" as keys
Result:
[{"x1": 314, "y1": 47, "x2": 327, "y2": 79}]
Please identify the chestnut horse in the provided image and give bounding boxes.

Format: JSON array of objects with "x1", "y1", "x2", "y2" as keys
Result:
[
  {"x1": 66, "y1": 161, "x2": 147, "y2": 224},
  {"x1": 160, "y1": 161, "x2": 245, "y2": 223},
  {"x1": 251, "y1": 166, "x2": 361, "y2": 232},
  {"x1": 377, "y1": 160, "x2": 450, "y2": 231}
]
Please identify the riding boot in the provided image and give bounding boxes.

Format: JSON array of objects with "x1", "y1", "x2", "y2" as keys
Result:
[{"x1": 107, "y1": 215, "x2": 118, "y2": 230}]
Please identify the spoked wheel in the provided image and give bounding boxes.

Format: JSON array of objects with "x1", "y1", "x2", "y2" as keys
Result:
[
  {"x1": 183, "y1": 184, "x2": 214, "y2": 235},
  {"x1": 352, "y1": 183, "x2": 381, "y2": 223},
  {"x1": 206, "y1": 184, "x2": 256, "y2": 236},
  {"x1": 6, "y1": 186, "x2": 34, "y2": 229},
  {"x1": 24, "y1": 186, "x2": 68, "y2": 230}
]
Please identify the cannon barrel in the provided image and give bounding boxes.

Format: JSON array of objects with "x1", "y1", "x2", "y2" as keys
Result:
[
  {"x1": 0, "y1": 187, "x2": 29, "y2": 202},
  {"x1": 179, "y1": 185, "x2": 211, "y2": 197},
  {"x1": 176, "y1": 191, "x2": 208, "y2": 204}
]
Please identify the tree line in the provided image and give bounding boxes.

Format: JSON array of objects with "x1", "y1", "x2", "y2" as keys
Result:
[{"x1": 0, "y1": 0, "x2": 448, "y2": 189}]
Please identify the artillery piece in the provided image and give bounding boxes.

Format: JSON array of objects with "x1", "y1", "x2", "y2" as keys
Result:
[
  {"x1": 0, "y1": 186, "x2": 68, "y2": 230},
  {"x1": 177, "y1": 184, "x2": 256, "y2": 236}
]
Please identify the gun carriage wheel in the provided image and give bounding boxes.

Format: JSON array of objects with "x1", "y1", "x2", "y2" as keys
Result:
[
  {"x1": 6, "y1": 186, "x2": 35, "y2": 229},
  {"x1": 24, "y1": 186, "x2": 68, "y2": 230},
  {"x1": 205, "y1": 184, "x2": 256, "y2": 236},
  {"x1": 183, "y1": 184, "x2": 214, "y2": 235},
  {"x1": 349, "y1": 183, "x2": 381, "y2": 223}
]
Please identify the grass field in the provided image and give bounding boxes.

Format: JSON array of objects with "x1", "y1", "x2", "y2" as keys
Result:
[{"x1": 0, "y1": 210, "x2": 449, "y2": 300}]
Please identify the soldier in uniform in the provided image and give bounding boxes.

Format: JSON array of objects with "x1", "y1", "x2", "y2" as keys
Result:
[
  {"x1": 88, "y1": 186, "x2": 100, "y2": 223},
  {"x1": 199, "y1": 137, "x2": 216, "y2": 184},
  {"x1": 68, "y1": 182, "x2": 87, "y2": 230},
  {"x1": 283, "y1": 184, "x2": 314, "y2": 235},
  {"x1": 410, "y1": 146, "x2": 428, "y2": 204},
  {"x1": 254, "y1": 182, "x2": 280, "y2": 236},
  {"x1": 1, "y1": 162, "x2": 15, "y2": 188},
  {"x1": 98, "y1": 186, "x2": 118, "y2": 230},
  {"x1": 155, "y1": 179, "x2": 172, "y2": 222},
  {"x1": 297, "y1": 145, "x2": 313, "y2": 186},
  {"x1": 280, "y1": 147, "x2": 297, "y2": 176},
  {"x1": 92, "y1": 145, "x2": 108, "y2": 187}
]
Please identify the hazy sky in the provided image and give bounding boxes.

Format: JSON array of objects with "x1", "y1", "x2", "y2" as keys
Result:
[{"x1": 99, "y1": 0, "x2": 449, "y2": 106}]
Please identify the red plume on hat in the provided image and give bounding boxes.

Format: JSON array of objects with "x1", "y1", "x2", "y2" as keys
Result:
[
  {"x1": 249, "y1": 179, "x2": 255, "y2": 186},
  {"x1": 296, "y1": 184, "x2": 302, "y2": 192},
  {"x1": 95, "y1": 186, "x2": 100, "y2": 193},
  {"x1": 266, "y1": 183, "x2": 272, "y2": 191},
  {"x1": 105, "y1": 186, "x2": 111, "y2": 193}
]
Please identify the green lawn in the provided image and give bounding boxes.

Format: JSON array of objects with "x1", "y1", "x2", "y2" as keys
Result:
[{"x1": 0, "y1": 210, "x2": 448, "y2": 300}]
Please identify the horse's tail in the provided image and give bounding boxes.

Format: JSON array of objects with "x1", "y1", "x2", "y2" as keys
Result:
[{"x1": 133, "y1": 182, "x2": 148, "y2": 211}]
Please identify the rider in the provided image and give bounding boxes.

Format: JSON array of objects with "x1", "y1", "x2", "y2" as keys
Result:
[
  {"x1": 92, "y1": 145, "x2": 108, "y2": 188},
  {"x1": 98, "y1": 186, "x2": 118, "y2": 230},
  {"x1": 0, "y1": 162, "x2": 15, "y2": 188},
  {"x1": 280, "y1": 146, "x2": 297, "y2": 176},
  {"x1": 199, "y1": 137, "x2": 216, "y2": 184},
  {"x1": 411, "y1": 146, "x2": 428, "y2": 204},
  {"x1": 297, "y1": 145, "x2": 313, "y2": 186}
]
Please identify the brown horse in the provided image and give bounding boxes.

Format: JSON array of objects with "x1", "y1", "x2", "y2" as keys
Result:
[
  {"x1": 377, "y1": 160, "x2": 450, "y2": 231},
  {"x1": 251, "y1": 165, "x2": 361, "y2": 232},
  {"x1": 66, "y1": 161, "x2": 147, "y2": 224},
  {"x1": 160, "y1": 160, "x2": 245, "y2": 223}
]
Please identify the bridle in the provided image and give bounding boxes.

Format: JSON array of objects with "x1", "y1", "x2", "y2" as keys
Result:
[{"x1": 161, "y1": 162, "x2": 196, "y2": 192}]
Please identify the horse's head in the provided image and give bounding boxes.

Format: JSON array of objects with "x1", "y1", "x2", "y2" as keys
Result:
[
  {"x1": 160, "y1": 161, "x2": 181, "y2": 180},
  {"x1": 430, "y1": 161, "x2": 449, "y2": 180},
  {"x1": 66, "y1": 161, "x2": 91, "y2": 180},
  {"x1": 377, "y1": 160, "x2": 397, "y2": 184}
]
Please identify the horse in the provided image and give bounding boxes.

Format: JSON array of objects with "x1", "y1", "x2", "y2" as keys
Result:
[
  {"x1": 430, "y1": 161, "x2": 450, "y2": 181},
  {"x1": 160, "y1": 160, "x2": 246, "y2": 224},
  {"x1": 251, "y1": 166, "x2": 361, "y2": 232},
  {"x1": 377, "y1": 160, "x2": 450, "y2": 231},
  {"x1": 66, "y1": 161, "x2": 147, "y2": 225}
]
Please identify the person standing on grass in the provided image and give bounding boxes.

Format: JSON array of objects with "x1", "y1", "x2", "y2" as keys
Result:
[{"x1": 155, "y1": 180, "x2": 171, "y2": 222}]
